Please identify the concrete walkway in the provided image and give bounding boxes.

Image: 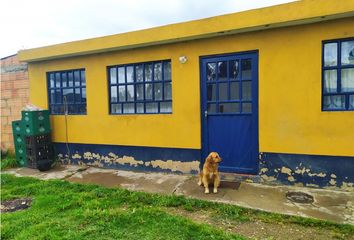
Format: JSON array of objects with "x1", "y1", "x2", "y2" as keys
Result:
[{"x1": 3, "y1": 165, "x2": 354, "y2": 225}]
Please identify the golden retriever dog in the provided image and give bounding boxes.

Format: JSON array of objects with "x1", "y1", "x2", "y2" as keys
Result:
[{"x1": 198, "y1": 152, "x2": 222, "y2": 194}]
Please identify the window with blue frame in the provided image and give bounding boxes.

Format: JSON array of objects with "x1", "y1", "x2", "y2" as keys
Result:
[
  {"x1": 108, "y1": 60, "x2": 172, "y2": 114},
  {"x1": 322, "y1": 38, "x2": 354, "y2": 111},
  {"x1": 47, "y1": 69, "x2": 86, "y2": 114}
]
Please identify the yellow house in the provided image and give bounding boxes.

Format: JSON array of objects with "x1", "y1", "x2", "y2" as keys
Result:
[{"x1": 18, "y1": 0, "x2": 354, "y2": 189}]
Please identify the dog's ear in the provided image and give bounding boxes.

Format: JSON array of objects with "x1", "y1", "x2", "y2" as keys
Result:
[{"x1": 206, "y1": 153, "x2": 213, "y2": 163}]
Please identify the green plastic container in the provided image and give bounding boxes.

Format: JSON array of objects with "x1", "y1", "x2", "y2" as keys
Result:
[
  {"x1": 12, "y1": 120, "x2": 24, "y2": 135},
  {"x1": 12, "y1": 120, "x2": 27, "y2": 167},
  {"x1": 14, "y1": 143, "x2": 27, "y2": 167},
  {"x1": 21, "y1": 110, "x2": 51, "y2": 136}
]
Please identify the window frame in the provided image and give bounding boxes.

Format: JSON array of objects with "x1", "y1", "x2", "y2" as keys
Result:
[
  {"x1": 46, "y1": 68, "x2": 87, "y2": 115},
  {"x1": 107, "y1": 59, "x2": 172, "y2": 115},
  {"x1": 322, "y1": 37, "x2": 354, "y2": 111}
]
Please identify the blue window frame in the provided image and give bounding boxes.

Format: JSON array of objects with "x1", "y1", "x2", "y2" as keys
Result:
[
  {"x1": 108, "y1": 60, "x2": 172, "y2": 114},
  {"x1": 322, "y1": 38, "x2": 354, "y2": 111},
  {"x1": 47, "y1": 69, "x2": 87, "y2": 115}
]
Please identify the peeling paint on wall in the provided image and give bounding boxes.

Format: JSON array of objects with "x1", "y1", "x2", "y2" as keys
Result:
[
  {"x1": 150, "y1": 160, "x2": 199, "y2": 173},
  {"x1": 280, "y1": 167, "x2": 292, "y2": 175}
]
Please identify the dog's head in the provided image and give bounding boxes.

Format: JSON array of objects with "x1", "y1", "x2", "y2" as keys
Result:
[{"x1": 206, "y1": 152, "x2": 222, "y2": 164}]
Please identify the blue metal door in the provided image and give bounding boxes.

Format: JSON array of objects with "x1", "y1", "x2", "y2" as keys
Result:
[{"x1": 201, "y1": 52, "x2": 259, "y2": 174}]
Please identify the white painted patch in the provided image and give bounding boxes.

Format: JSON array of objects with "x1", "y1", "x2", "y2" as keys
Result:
[
  {"x1": 331, "y1": 174, "x2": 337, "y2": 179},
  {"x1": 281, "y1": 167, "x2": 292, "y2": 175},
  {"x1": 329, "y1": 178, "x2": 337, "y2": 186}
]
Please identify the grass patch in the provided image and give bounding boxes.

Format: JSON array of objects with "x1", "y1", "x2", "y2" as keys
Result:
[
  {"x1": 1, "y1": 152, "x2": 17, "y2": 170},
  {"x1": 1, "y1": 174, "x2": 353, "y2": 239}
]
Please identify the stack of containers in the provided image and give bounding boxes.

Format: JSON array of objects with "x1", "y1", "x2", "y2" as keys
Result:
[{"x1": 11, "y1": 120, "x2": 27, "y2": 167}]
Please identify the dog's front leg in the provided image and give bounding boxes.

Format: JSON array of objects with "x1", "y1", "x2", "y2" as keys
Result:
[
  {"x1": 202, "y1": 175, "x2": 209, "y2": 194},
  {"x1": 213, "y1": 173, "x2": 220, "y2": 193},
  {"x1": 197, "y1": 173, "x2": 202, "y2": 186}
]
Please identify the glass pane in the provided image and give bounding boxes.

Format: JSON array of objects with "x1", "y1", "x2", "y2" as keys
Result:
[
  {"x1": 163, "y1": 61, "x2": 171, "y2": 80},
  {"x1": 81, "y1": 70, "x2": 86, "y2": 86},
  {"x1": 118, "y1": 67, "x2": 125, "y2": 83},
  {"x1": 219, "y1": 103, "x2": 240, "y2": 113},
  {"x1": 61, "y1": 73, "x2": 67, "y2": 87},
  {"x1": 341, "y1": 41, "x2": 354, "y2": 65},
  {"x1": 218, "y1": 61, "x2": 227, "y2": 81},
  {"x1": 242, "y1": 81, "x2": 252, "y2": 100},
  {"x1": 324, "y1": 70, "x2": 337, "y2": 93},
  {"x1": 230, "y1": 82, "x2": 240, "y2": 100},
  {"x1": 154, "y1": 83, "x2": 162, "y2": 100},
  {"x1": 145, "y1": 84, "x2": 153, "y2": 100},
  {"x1": 341, "y1": 68, "x2": 354, "y2": 92},
  {"x1": 74, "y1": 71, "x2": 80, "y2": 86},
  {"x1": 323, "y1": 95, "x2": 345, "y2": 110},
  {"x1": 349, "y1": 95, "x2": 354, "y2": 110},
  {"x1": 160, "y1": 102, "x2": 172, "y2": 113},
  {"x1": 207, "y1": 84, "x2": 216, "y2": 101},
  {"x1": 154, "y1": 62, "x2": 162, "y2": 81},
  {"x1": 68, "y1": 72, "x2": 74, "y2": 87},
  {"x1": 146, "y1": 103, "x2": 158, "y2": 113},
  {"x1": 241, "y1": 59, "x2": 252, "y2": 79},
  {"x1": 145, "y1": 64, "x2": 153, "y2": 82},
  {"x1": 136, "y1": 65, "x2": 144, "y2": 82},
  {"x1": 49, "y1": 73, "x2": 55, "y2": 88},
  {"x1": 68, "y1": 105, "x2": 77, "y2": 114},
  {"x1": 82, "y1": 88, "x2": 86, "y2": 102},
  {"x1": 127, "y1": 66, "x2": 134, "y2": 83},
  {"x1": 324, "y1": 42, "x2": 338, "y2": 67},
  {"x1": 123, "y1": 103, "x2": 135, "y2": 114},
  {"x1": 74, "y1": 88, "x2": 81, "y2": 102},
  {"x1": 63, "y1": 88, "x2": 74, "y2": 103},
  {"x1": 136, "y1": 84, "x2": 144, "y2": 100},
  {"x1": 242, "y1": 103, "x2": 252, "y2": 113},
  {"x1": 207, "y1": 103, "x2": 217, "y2": 113},
  {"x1": 164, "y1": 82, "x2": 172, "y2": 100},
  {"x1": 127, "y1": 85, "x2": 134, "y2": 101},
  {"x1": 207, "y1": 63, "x2": 216, "y2": 81},
  {"x1": 111, "y1": 86, "x2": 117, "y2": 102},
  {"x1": 111, "y1": 104, "x2": 122, "y2": 114},
  {"x1": 79, "y1": 104, "x2": 86, "y2": 114},
  {"x1": 219, "y1": 83, "x2": 228, "y2": 101},
  {"x1": 229, "y1": 60, "x2": 240, "y2": 80},
  {"x1": 136, "y1": 103, "x2": 144, "y2": 113},
  {"x1": 50, "y1": 90, "x2": 55, "y2": 103},
  {"x1": 110, "y1": 68, "x2": 117, "y2": 84},
  {"x1": 118, "y1": 86, "x2": 126, "y2": 102},
  {"x1": 55, "y1": 73, "x2": 61, "y2": 87},
  {"x1": 55, "y1": 89, "x2": 61, "y2": 103}
]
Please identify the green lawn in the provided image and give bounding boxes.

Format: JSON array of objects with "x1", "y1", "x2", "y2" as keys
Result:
[{"x1": 1, "y1": 174, "x2": 353, "y2": 240}]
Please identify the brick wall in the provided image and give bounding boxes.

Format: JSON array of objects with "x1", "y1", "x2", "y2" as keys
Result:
[{"x1": 1, "y1": 54, "x2": 29, "y2": 152}]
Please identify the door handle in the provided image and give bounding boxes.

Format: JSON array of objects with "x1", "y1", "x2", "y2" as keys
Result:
[{"x1": 204, "y1": 111, "x2": 208, "y2": 118}]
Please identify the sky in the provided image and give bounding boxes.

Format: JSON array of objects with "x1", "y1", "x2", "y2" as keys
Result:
[{"x1": 1, "y1": 0, "x2": 296, "y2": 58}]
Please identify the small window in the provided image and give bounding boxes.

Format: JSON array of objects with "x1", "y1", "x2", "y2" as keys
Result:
[
  {"x1": 322, "y1": 38, "x2": 354, "y2": 111},
  {"x1": 108, "y1": 60, "x2": 172, "y2": 114},
  {"x1": 47, "y1": 69, "x2": 87, "y2": 115}
]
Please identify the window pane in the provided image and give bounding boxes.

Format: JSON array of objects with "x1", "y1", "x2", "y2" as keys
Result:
[
  {"x1": 207, "y1": 63, "x2": 216, "y2": 81},
  {"x1": 163, "y1": 61, "x2": 171, "y2": 80},
  {"x1": 154, "y1": 83, "x2": 162, "y2": 100},
  {"x1": 74, "y1": 88, "x2": 81, "y2": 102},
  {"x1": 241, "y1": 59, "x2": 252, "y2": 79},
  {"x1": 341, "y1": 68, "x2": 354, "y2": 92},
  {"x1": 118, "y1": 86, "x2": 126, "y2": 102},
  {"x1": 50, "y1": 90, "x2": 55, "y2": 103},
  {"x1": 49, "y1": 73, "x2": 55, "y2": 88},
  {"x1": 324, "y1": 42, "x2": 338, "y2": 67},
  {"x1": 68, "y1": 105, "x2": 77, "y2": 114},
  {"x1": 111, "y1": 104, "x2": 122, "y2": 114},
  {"x1": 164, "y1": 82, "x2": 172, "y2": 100},
  {"x1": 145, "y1": 84, "x2": 153, "y2": 100},
  {"x1": 324, "y1": 70, "x2": 337, "y2": 93},
  {"x1": 118, "y1": 67, "x2": 125, "y2": 83},
  {"x1": 229, "y1": 60, "x2": 240, "y2": 80},
  {"x1": 230, "y1": 82, "x2": 240, "y2": 100},
  {"x1": 111, "y1": 86, "x2": 117, "y2": 102},
  {"x1": 349, "y1": 95, "x2": 354, "y2": 110},
  {"x1": 74, "y1": 71, "x2": 80, "y2": 86},
  {"x1": 61, "y1": 73, "x2": 67, "y2": 87},
  {"x1": 242, "y1": 103, "x2": 252, "y2": 113},
  {"x1": 160, "y1": 102, "x2": 172, "y2": 113},
  {"x1": 55, "y1": 89, "x2": 61, "y2": 103},
  {"x1": 218, "y1": 61, "x2": 227, "y2": 81},
  {"x1": 82, "y1": 88, "x2": 86, "y2": 102},
  {"x1": 136, "y1": 65, "x2": 144, "y2": 82},
  {"x1": 81, "y1": 70, "x2": 86, "y2": 86},
  {"x1": 207, "y1": 103, "x2": 217, "y2": 113},
  {"x1": 136, "y1": 84, "x2": 144, "y2": 100},
  {"x1": 127, "y1": 66, "x2": 134, "y2": 83},
  {"x1": 78, "y1": 104, "x2": 86, "y2": 114},
  {"x1": 154, "y1": 62, "x2": 162, "y2": 81},
  {"x1": 341, "y1": 41, "x2": 354, "y2": 65},
  {"x1": 68, "y1": 72, "x2": 74, "y2": 87},
  {"x1": 207, "y1": 84, "x2": 216, "y2": 101},
  {"x1": 123, "y1": 103, "x2": 135, "y2": 114},
  {"x1": 146, "y1": 103, "x2": 158, "y2": 113},
  {"x1": 242, "y1": 81, "x2": 252, "y2": 100},
  {"x1": 323, "y1": 95, "x2": 345, "y2": 110},
  {"x1": 110, "y1": 68, "x2": 117, "y2": 84},
  {"x1": 136, "y1": 103, "x2": 144, "y2": 113},
  {"x1": 63, "y1": 88, "x2": 74, "y2": 103},
  {"x1": 127, "y1": 85, "x2": 134, "y2": 101},
  {"x1": 219, "y1": 83, "x2": 228, "y2": 101},
  {"x1": 55, "y1": 73, "x2": 61, "y2": 87},
  {"x1": 219, "y1": 103, "x2": 240, "y2": 113},
  {"x1": 145, "y1": 64, "x2": 152, "y2": 82}
]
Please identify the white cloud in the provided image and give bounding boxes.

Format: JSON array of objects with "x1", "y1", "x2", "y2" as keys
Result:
[{"x1": 0, "y1": 0, "x2": 295, "y2": 58}]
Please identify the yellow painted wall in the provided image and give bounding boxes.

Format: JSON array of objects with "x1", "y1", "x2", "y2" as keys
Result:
[{"x1": 28, "y1": 17, "x2": 354, "y2": 156}]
